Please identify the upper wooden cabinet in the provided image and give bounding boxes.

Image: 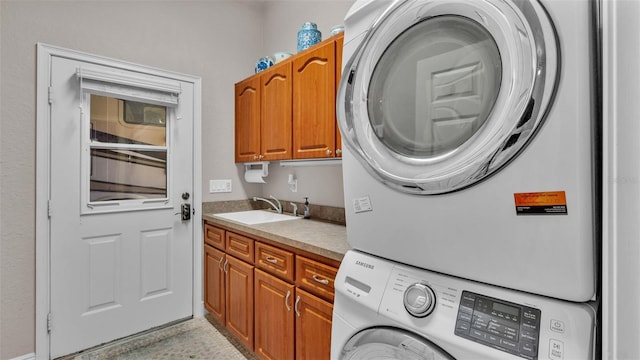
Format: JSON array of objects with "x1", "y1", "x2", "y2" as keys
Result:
[
  {"x1": 261, "y1": 62, "x2": 293, "y2": 161},
  {"x1": 292, "y1": 38, "x2": 336, "y2": 159},
  {"x1": 234, "y1": 33, "x2": 344, "y2": 162},
  {"x1": 235, "y1": 76, "x2": 261, "y2": 162}
]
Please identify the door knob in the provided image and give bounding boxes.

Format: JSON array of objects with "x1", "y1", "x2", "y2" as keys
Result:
[{"x1": 182, "y1": 192, "x2": 190, "y2": 200}]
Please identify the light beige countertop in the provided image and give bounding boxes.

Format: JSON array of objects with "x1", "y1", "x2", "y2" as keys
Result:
[{"x1": 202, "y1": 213, "x2": 350, "y2": 262}]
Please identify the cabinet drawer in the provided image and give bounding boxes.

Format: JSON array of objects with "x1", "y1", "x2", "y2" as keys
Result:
[
  {"x1": 255, "y1": 242, "x2": 294, "y2": 282},
  {"x1": 226, "y1": 232, "x2": 254, "y2": 264},
  {"x1": 204, "y1": 223, "x2": 225, "y2": 250},
  {"x1": 296, "y1": 256, "x2": 337, "y2": 301}
]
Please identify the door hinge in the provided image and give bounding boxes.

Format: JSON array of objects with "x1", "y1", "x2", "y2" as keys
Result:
[
  {"x1": 48, "y1": 200, "x2": 52, "y2": 218},
  {"x1": 48, "y1": 86, "x2": 54, "y2": 104},
  {"x1": 47, "y1": 313, "x2": 52, "y2": 333}
]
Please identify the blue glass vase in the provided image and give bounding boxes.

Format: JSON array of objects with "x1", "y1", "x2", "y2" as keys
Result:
[{"x1": 297, "y1": 22, "x2": 322, "y2": 52}]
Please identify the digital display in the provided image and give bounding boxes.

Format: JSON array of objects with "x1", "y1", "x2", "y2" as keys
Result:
[{"x1": 493, "y1": 301, "x2": 520, "y2": 317}]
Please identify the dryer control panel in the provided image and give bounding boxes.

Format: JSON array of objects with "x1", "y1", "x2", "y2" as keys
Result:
[{"x1": 455, "y1": 291, "x2": 541, "y2": 359}]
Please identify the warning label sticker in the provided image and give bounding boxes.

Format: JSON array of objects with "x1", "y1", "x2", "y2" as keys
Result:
[{"x1": 514, "y1": 191, "x2": 568, "y2": 215}]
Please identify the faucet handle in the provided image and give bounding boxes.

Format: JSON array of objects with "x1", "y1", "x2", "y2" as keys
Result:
[{"x1": 290, "y1": 202, "x2": 298, "y2": 217}]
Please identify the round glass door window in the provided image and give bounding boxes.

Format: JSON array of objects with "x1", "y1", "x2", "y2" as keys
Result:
[
  {"x1": 338, "y1": 0, "x2": 558, "y2": 194},
  {"x1": 341, "y1": 327, "x2": 454, "y2": 360},
  {"x1": 368, "y1": 15, "x2": 501, "y2": 158}
]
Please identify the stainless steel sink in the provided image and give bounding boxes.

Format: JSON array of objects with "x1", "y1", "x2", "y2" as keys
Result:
[{"x1": 212, "y1": 210, "x2": 301, "y2": 225}]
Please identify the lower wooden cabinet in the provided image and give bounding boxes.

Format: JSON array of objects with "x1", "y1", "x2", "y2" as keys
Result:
[
  {"x1": 295, "y1": 288, "x2": 333, "y2": 360},
  {"x1": 225, "y1": 254, "x2": 255, "y2": 351},
  {"x1": 254, "y1": 269, "x2": 295, "y2": 360},
  {"x1": 204, "y1": 223, "x2": 337, "y2": 360},
  {"x1": 204, "y1": 244, "x2": 225, "y2": 323}
]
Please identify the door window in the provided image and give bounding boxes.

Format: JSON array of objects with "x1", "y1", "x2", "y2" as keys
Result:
[
  {"x1": 368, "y1": 16, "x2": 501, "y2": 158},
  {"x1": 86, "y1": 94, "x2": 169, "y2": 205}
]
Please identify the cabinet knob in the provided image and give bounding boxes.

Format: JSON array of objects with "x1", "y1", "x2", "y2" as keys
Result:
[
  {"x1": 259, "y1": 154, "x2": 264, "y2": 160},
  {"x1": 253, "y1": 155, "x2": 259, "y2": 160},
  {"x1": 326, "y1": 149, "x2": 332, "y2": 156},
  {"x1": 336, "y1": 149, "x2": 342, "y2": 155}
]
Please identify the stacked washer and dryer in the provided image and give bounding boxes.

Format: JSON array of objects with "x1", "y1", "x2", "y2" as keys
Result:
[{"x1": 332, "y1": 0, "x2": 600, "y2": 359}]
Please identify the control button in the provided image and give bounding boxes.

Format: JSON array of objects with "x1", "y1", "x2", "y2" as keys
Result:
[
  {"x1": 521, "y1": 341, "x2": 538, "y2": 357},
  {"x1": 487, "y1": 334, "x2": 501, "y2": 346},
  {"x1": 470, "y1": 329, "x2": 488, "y2": 341},
  {"x1": 521, "y1": 329, "x2": 539, "y2": 342},
  {"x1": 550, "y1": 339, "x2": 564, "y2": 360},
  {"x1": 455, "y1": 320, "x2": 471, "y2": 333},
  {"x1": 457, "y1": 311, "x2": 472, "y2": 323},
  {"x1": 499, "y1": 338, "x2": 518, "y2": 350},
  {"x1": 404, "y1": 283, "x2": 436, "y2": 317},
  {"x1": 551, "y1": 319, "x2": 565, "y2": 333}
]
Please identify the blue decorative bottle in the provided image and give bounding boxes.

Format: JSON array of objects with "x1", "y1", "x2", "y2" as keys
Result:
[{"x1": 297, "y1": 22, "x2": 322, "y2": 52}]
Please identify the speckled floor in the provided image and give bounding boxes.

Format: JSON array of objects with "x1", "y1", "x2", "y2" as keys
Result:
[{"x1": 59, "y1": 316, "x2": 257, "y2": 360}]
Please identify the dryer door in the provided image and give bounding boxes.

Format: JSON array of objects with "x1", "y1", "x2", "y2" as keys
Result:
[
  {"x1": 341, "y1": 327, "x2": 455, "y2": 360},
  {"x1": 338, "y1": 0, "x2": 558, "y2": 194}
]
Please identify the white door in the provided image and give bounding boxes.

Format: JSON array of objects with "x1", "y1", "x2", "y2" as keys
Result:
[{"x1": 49, "y1": 56, "x2": 194, "y2": 357}]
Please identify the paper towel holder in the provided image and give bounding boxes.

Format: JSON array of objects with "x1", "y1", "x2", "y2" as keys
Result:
[{"x1": 244, "y1": 161, "x2": 269, "y2": 178}]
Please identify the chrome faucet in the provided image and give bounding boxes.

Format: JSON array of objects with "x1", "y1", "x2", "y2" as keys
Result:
[
  {"x1": 253, "y1": 195, "x2": 282, "y2": 214},
  {"x1": 290, "y1": 202, "x2": 298, "y2": 217}
]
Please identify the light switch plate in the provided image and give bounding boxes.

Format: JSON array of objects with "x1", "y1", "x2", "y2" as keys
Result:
[{"x1": 209, "y1": 179, "x2": 232, "y2": 193}]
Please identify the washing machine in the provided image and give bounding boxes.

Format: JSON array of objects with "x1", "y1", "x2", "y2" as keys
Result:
[
  {"x1": 337, "y1": 0, "x2": 600, "y2": 301},
  {"x1": 331, "y1": 250, "x2": 596, "y2": 360}
]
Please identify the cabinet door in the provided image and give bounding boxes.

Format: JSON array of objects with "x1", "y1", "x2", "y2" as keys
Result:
[
  {"x1": 293, "y1": 40, "x2": 336, "y2": 159},
  {"x1": 254, "y1": 269, "x2": 295, "y2": 360},
  {"x1": 235, "y1": 76, "x2": 261, "y2": 162},
  {"x1": 295, "y1": 288, "x2": 333, "y2": 360},
  {"x1": 335, "y1": 34, "x2": 344, "y2": 158},
  {"x1": 225, "y1": 255, "x2": 255, "y2": 351},
  {"x1": 204, "y1": 245, "x2": 225, "y2": 323},
  {"x1": 261, "y1": 62, "x2": 292, "y2": 160}
]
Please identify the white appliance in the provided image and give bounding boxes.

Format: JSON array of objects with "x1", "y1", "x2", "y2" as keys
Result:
[
  {"x1": 337, "y1": 0, "x2": 600, "y2": 302},
  {"x1": 331, "y1": 250, "x2": 596, "y2": 360}
]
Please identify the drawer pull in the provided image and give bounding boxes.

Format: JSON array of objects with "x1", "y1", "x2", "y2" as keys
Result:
[
  {"x1": 285, "y1": 290, "x2": 291, "y2": 312},
  {"x1": 218, "y1": 257, "x2": 224, "y2": 271},
  {"x1": 265, "y1": 256, "x2": 278, "y2": 264},
  {"x1": 312, "y1": 274, "x2": 329, "y2": 285},
  {"x1": 223, "y1": 259, "x2": 229, "y2": 273}
]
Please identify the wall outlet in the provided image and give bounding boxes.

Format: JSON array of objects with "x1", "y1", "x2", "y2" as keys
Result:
[{"x1": 209, "y1": 179, "x2": 232, "y2": 193}]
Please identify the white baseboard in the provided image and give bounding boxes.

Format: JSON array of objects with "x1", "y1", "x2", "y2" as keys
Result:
[{"x1": 10, "y1": 353, "x2": 36, "y2": 360}]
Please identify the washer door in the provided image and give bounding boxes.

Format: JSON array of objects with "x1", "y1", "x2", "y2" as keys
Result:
[
  {"x1": 338, "y1": 0, "x2": 558, "y2": 194},
  {"x1": 341, "y1": 327, "x2": 455, "y2": 360}
]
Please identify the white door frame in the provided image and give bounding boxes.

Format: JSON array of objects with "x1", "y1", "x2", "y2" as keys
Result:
[{"x1": 35, "y1": 43, "x2": 203, "y2": 359}]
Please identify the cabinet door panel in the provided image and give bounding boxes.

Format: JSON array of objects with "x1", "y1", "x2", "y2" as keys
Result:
[
  {"x1": 261, "y1": 62, "x2": 292, "y2": 160},
  {"x1": 204, "y1": 223, "x2": 225, "y2": 250},
  {"x1": 235, "y1": 76, "x2": 261, "y2": 162},
  {"x1": 295, "y1": 289, "x2": 333, "y2": 360},
  {"x1": 226, "y1": 231, "x2": 255, "y2": 264},
  {"x1": 225, "y1": 255, "x2": 254, "y2": 351},
  {"x1": 255, "y1": 241, "x2": 294, "y2": 282},
  {"x1": 295, "y1": 255, "x2": 337, "y2": 301},
  {"x1": 293, "y1": 40, "x2": 336, "y2": 159},
  {"x1": 254, "y1": 269, "x2": 295, "y2": 360},
  {"x1": 204, "y1": 245, "x2": 225, "y2": 323}
]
